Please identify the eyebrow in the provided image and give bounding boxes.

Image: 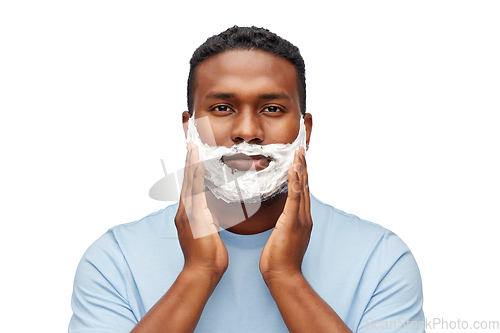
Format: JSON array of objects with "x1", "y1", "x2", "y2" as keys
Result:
[
  {"x1": 205, "y1": 92, "x2": 291, "y2": 100},
  {"x1": 259, "y1": 93, "x2": 290, "y2": 100},
  {"x1": 206, "y1": 92, "x2": 236, "y2": 99}
]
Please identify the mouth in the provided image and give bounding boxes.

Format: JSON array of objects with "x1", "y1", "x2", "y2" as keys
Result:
[{"x1": 221, "y1": 154, "x2": 272, "y2": 172}]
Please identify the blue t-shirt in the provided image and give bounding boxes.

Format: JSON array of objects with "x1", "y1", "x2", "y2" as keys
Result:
[{"x1": 69, "y1": 195, "x2": 425, "y2": 332}]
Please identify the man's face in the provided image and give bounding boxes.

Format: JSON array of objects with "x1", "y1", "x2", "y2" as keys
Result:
[{"x1": 186, "y1": 49, "x2": 311, "y2": 172}]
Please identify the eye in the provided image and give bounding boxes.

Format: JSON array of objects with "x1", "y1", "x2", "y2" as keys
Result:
[
  {"x1": 263, "y1": 106, "x2": 283, "y2": 113},
  {"x1": 211, "y1": 105, "x2": 232, "y2": 112}
]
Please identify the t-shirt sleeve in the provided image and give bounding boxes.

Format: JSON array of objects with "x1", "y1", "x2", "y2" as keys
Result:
[
  {"x1": 357, "y1": 230, "x2": 425, "y2": 333},
  {"x1": 69, "y1": 231, "x2": 138, "y2": 333}
]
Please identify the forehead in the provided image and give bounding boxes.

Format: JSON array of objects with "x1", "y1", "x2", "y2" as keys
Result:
[{"x1": 193, "y1": 49, "x2": 299, "y2": 104}]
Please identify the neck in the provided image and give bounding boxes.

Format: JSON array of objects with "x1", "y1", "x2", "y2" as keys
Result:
[{"x1": 206, "y1": 190, "x2": 287, "y2": 235}]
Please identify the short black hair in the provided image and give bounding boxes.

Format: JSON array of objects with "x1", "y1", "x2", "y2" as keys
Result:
[{"x1": 187, "y1": 26, "x2": 306, "y2": 116}]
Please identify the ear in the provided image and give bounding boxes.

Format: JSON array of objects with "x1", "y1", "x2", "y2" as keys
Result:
[
  {"x1": 303, "y1": 113, "x2": 313, "y2": 150},
  {"x1": 182, "y1": 111, "x2": 191, "y2": 138}
]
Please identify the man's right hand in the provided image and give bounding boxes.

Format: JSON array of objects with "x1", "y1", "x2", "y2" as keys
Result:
[
  {"x1": 131, "y1": 142, "x2": 227, "y2": 333},
  {"x1": 175, "y1": 141, "x2": 228, "y2": 280}
]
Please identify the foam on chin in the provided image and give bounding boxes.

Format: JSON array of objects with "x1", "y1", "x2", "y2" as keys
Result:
[{"x1": 186, "y1": 115, "x2": 307, "y2": 203}]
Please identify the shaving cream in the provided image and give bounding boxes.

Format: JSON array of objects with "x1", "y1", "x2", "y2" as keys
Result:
[{"x1": 186, "y1": 115, "x2": 307, "y2": 203}]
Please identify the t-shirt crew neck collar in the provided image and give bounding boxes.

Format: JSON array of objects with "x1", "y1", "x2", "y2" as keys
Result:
[{"x1": 219, "y1": 227, "x2": 274, "y2": 248}]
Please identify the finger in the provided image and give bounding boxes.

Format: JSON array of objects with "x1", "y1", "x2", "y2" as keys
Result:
[
  {"x1": 175, "y1": 191, "x2": 187, "y2": 229},
  {"x1": 292, "y1": 148, "x2": 303, "y2": 194},
  {"x1": 189, "y1": 144, "x2": 219, "y2": 238},
  {"x1": 297, "y1": 149, "x2": 307, "y2": 220},
  {"x1": 176, "y1": 143, "x2": 192, "y2": 228},
  {"x1": 191, "y1": 144, "x2": 208, "y2": 210},
  {"x1": 302, "y1": 151, "x2": 311, "y2": 215},
  {"x1": 182, "y1": 142, "x2": 194, "y2": 212},
  {"x1": 299, "y1": 148, "x2": 311, "y2": 225},
  {"x1": 187, "y1": 140, "x2": 201, "y2": 193},
  {"x1": 300, "y1": 147, "x2": 307, "y2": 167},
  {"x1": 181, "y1": 142, "x2": 192, "y2": 190},
  {"x1": 299, "y1": 148, "x2": 307, "y2": 198},
  {"x1": 284, "y1": 150, "x2": 302, "y2": 220}
]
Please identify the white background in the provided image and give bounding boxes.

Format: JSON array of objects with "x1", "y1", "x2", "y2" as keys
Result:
[{"x1": 1, "y1": 1, "x2": 499, "y2": 332}]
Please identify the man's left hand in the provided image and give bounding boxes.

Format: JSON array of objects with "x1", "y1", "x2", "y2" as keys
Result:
[{"x1": 260, "y1": 146, "x2": 312, "y2": 282}]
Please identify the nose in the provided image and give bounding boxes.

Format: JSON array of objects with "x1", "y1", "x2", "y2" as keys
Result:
[{"x1": 231, "y1": 112, "x2": 264, "y2": 144}]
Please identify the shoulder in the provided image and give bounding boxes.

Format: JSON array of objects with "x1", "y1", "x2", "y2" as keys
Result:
[
  {"x1": 306, "y1": 195, "x2": 424, "y2": 328},
  {"x1": 311, "y1": 197, "x2": 420, "y2": 282},
  {"x1": 70, "y1": 203, "x2": 183, "y2": 331},
  {"x1": 75, "y1": 203, "x2": 180, "y2": 280},
  {"x1": 109, "y1": 203, "x2": 179, "y2": 242},
  {"x1": 309, "y1": 194, "x2": 390, "y2": 248}
]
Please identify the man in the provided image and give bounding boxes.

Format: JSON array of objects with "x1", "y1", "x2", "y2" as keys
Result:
[{"x1": 69, "y1": 26, "x2": 424, "y2": 332}]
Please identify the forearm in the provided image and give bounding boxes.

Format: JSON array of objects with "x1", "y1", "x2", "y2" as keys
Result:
[
  {"x1": 265, "y1": 272, "x2": 352, "y2": 333},
  {"x1": 131, "y1": 268, "x2": 222, "y2": 333}
]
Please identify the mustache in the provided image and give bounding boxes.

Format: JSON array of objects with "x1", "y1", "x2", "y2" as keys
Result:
[
  {"x1": 216, "y1": 142, "x2": 284, "y2": 161},
  {"x1": 221, "y1": 153, "x2": 274, "y2": 162}
]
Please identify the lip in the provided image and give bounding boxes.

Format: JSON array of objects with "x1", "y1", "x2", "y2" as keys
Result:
[{"x1": 222, "y1": 154, "x2": 272, "y2": 172}]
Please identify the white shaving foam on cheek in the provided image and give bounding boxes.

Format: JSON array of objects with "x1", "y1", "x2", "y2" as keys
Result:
[{"x1": 186, "y1": 116, "x2": 307, "y2": 203}]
